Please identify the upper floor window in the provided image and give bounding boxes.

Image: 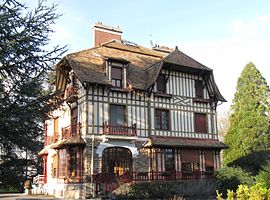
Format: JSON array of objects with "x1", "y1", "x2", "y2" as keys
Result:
[
  {"x1": 155, "y1": 109, "x2": 169, "y2": 130},
  {"x1": 111, "y1": 66, "x2": 123, "y2": 88},
  {"x1": 194, "y1": 113, "x2": 207, "y2": 133},
  {"x1": 110, "y1": 104, "x2": 126, "y2": 125},
  {"x1": 156, "y1": 74, "x2": 166, "y2": 93},
  {"x1": 195, "y1": 80, "x2": 204, "y2": 98}
]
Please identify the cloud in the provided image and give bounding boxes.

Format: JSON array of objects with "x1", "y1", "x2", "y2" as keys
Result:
[
  {"x1": 229, "y1": 14, "x2": 270, "y2": 38},
  {"x1": 179, "y1": 15, "x2": 270, "y2": 113}
]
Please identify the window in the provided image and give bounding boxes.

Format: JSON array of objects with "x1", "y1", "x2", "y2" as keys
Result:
[
  {"x1": 110, "y1": 104, "x2": 125, "y2": 125},
  {"x1": 111, "y1": 66, "x2": 123, "y2": 87},
  {"x1": 156, "y1": 74, "x2": 166, "y2": 93},
  {"x1": 69, "y1": 148, "x2": 78, "y2": 177},
  {"x1": 102, "y1": 147, "x2": 132, "y2": 175},
  {"x1": 71, "y1": 107, "x2": 78, "y2": 135},
  {"x1": 51, "y1": 154, "x2": 57, "y2": 177},
  {"x1": 58, "y1": 149, "x2": 67, "y2": 177},
  {"x1": 155, "y1": 109, "x2": 169, "y2": 130},
  {"x1": 195, "y1": 80, "x2": 204, "y2": 98},
  {"x1": 195, "y1": 113, "x2": 207, "y2": 133},
  {"x1": 182, "y1": 163, "x2": 199, "y2": 172},
  {"x1": 165, "y1": 149, "x2": 175, "y2": 171}
]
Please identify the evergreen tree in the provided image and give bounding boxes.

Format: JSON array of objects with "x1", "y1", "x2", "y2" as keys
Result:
[
  {"x1": 0, "y1": 0, "x2": 66, "y2": 189},
  {"x1": 224, "y1": 62, "x2": 270, "y2": 167}
]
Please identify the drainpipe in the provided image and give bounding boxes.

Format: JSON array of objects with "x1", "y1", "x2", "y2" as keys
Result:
[{"x1": 90, "y1": 84, "x2": 95, "y2": 198}]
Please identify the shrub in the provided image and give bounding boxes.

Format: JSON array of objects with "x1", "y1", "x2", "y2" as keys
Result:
[
  {"x1": 256, "y1": 160, "x2": 270, "y2": 188},
  {"x1": 24, "y1": 180, "x2": 32, "y2": 189},
  {"x1": 215, "y1": 166, "x2": 254, "y2": 197}
]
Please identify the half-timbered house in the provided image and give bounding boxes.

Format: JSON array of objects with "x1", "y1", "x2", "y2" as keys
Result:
[{"x1": 37, "y1": 22, "x2": 226, "y2": 199}]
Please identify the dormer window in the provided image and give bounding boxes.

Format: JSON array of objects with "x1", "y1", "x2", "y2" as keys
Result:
[
  {"x1": 111, "y1": 66, "x2": 123, "y2": 88},
  {"x1": 107, "y1": 58, "x2": 128, "y2": 89},
  {"x1": 157, "y1": 74, "x2": 166, "y2": 93},
  {"x1": 195, "y1": 80, "x2": 204, "y2": 98}
]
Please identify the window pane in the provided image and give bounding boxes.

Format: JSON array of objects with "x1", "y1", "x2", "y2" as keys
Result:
[
  {"x1": 195, "y1": 80, "x2": 203, "y2": 98},
  {"x1": 161, "y1": 111, "x2": 168, "y2": 130},
  {"x1": 157, "y1": 74, "x2": 166, "y2": 93},
  {"x1": 110, "y1": 105, "x2": 125, "y2": 125},
  {"x1": 155, "y1": 109, "x2": 169, "y2": 130},
  {"x1": 165, "y1": 149, "x2": 175, "y2": 171},
  {"x1": 111, "y1": 67, "x2": 122, "y2": 80}
]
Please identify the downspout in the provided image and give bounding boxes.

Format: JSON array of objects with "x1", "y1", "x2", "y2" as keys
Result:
[{"x1": 91, "y1": 84, "x2": 95, "y2": 198}]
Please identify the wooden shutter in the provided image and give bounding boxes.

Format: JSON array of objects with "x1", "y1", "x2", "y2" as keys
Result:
[
  {"x1": 195, "y1": 113, "x2": 207, "y2": 133},
  {"x1": 181, "y1": 149, "x2": 199, "y2": 163}
]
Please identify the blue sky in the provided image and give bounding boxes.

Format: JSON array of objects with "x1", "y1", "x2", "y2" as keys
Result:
[{"x1": 28, "y1": 0, "x2": 270, "y2": 113}]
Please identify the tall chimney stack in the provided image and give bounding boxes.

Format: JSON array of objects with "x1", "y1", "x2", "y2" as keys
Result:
[{"x1": 92, "y1": 22, "x2": 122, "y2": 46}]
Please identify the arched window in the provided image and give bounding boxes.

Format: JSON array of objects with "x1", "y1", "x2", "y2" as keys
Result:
[{"x1": 102, "y1": 147, "x2": 132, "y2": 175}]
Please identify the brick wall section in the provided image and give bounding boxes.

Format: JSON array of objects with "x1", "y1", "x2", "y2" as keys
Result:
[
  {"x1": 94, "y1": 30, "x2": 121, "y2": 46},
  {"x1": 133, "y1": 141, "x2": 150, "y2": 172}
]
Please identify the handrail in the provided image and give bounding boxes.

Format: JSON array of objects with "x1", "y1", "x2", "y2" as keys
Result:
[
  {"x1": 62, "y1": 123, "x2": 81, "y2": 139},
  {"x1": 103, "y1": 121, "x2": 136, "y2": 136}
]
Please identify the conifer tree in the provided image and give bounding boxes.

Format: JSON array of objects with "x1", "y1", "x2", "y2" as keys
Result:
[
  {"x1": 0, "y1": 0, "x2": 66, "y2": 189},
  {"x1": 224, "y1": 62, "x2": 270, "y2": 166}
]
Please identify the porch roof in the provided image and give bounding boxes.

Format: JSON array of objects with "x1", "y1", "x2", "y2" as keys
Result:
[{"x1": 145, "y1": 137, "x2": 227, "y2": 149}]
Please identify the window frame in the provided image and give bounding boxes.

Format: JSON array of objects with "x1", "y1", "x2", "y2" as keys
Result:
[
  {"x1": 164, "y1": 148, "x2": 175, "y2": 171},
  {"x1": 194, "y1": 113, "x2": 208, "y2": 133},
  {"x1": 156, "y1": 74, "x2": 166, "y2": 93},
  {"x1": 111, "y1": 66, "x2": 123, "y2": 88},
  {"x1": 195, "y1": 80, "x2": 204, "y2": 98},
  {"x1": 109, "y1": 104, "x2": 126, "y2": 126},
  {"x1": 155, "y1": 109, "x2": 170, "y2": 130}
]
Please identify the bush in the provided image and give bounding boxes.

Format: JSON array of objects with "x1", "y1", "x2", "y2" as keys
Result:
[
  {"x1": 216, "y1": 183, "x2": 270, "y2": 200},
  {"x1": 256, "y1": 160, "x2": 270, "y2": 188},
  {"x1": 215, "y1": 166, "x2": 254, "y2": 197}
]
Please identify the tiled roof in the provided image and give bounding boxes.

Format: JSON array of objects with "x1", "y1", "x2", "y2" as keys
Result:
[
  {"x1": 57, "y1": 40, "x2": 226, "y2": 101},
  {"x1": 145, "y1": 136, "x2": 227, "y2": 149}
]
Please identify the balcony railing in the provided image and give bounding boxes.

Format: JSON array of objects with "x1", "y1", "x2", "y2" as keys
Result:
[
  {"x1": 93, "y1": 170, "x2": 214, "y2": 183},
  {"x1": 65, "y1": 84, "x2": 78, "y2": 103},
  {"x1": 33, "y1": 175, "x2": 44, "y2": 185},
  {"x1": 103, "y1": 121, "x2": 136, "y2": 136},
  {"x1": 62, "y1": 123, "x2": 81, "y2": 139},
  {"x1": 93, "y1": 170, "x2": 214, "y2": 193},
  {"x1": 45, "y1": 134, "x2": 58, "y2": 145}
]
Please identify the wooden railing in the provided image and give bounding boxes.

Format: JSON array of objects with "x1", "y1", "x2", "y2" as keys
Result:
[
  {"x1": 93, "y1": 170, "x2": 214, "y2": 193},
  {"x1": 103, "y1": 121, "x2": 136, "y2": 136},
  {"x1": 33, "y1": 175, "x2": 44, "y2": 185},
  {"x1": 45, "y1": 134, "x2": 58, "y2": 145},
  {"x1": 65, "y1": 84, "x2": 78, "y2": 103},
  {"x1": 62, "y1": 123, "x2": 81, "y2": 139},
  {"x1": 93, "y1": 170, "x2": 214, "y2": 183}
]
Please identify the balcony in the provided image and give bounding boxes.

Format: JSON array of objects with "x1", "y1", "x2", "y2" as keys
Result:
[
  {"x1": 65, "y1": 84, "x2": 78, "y2": 103},
  {"x1": 51, "y1": 123, "x2": 85, "y2": 149},
  {"x1": 62, "y1": 123, "x2": 81, "y2": 139},
  {"x1": 45, "y1": 135, "x2": 58, "y2": 145},
  {"x1": 103, "y1": 121, "x2": 136, "y2": 137}
]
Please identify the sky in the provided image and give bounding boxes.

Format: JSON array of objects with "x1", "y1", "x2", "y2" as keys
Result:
[{"x1": 28, "y1": 0, "x2": 270, "y2": 113}]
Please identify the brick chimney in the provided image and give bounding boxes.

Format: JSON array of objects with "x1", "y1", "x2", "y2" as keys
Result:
[{"x1": 93, "y1": 22, "x2": 122, "y2": 46}]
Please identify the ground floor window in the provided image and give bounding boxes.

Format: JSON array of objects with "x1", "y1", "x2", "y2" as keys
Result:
[
  {"x1": 58, "y1": 149, "x2": 67, "y2": 177},
  {"x1": 164, "y1": 149, "x2": 175, "y2": 171},
  {"x1": 102, "y1": 147, "x2": 132, "y2": 175},
  {"x1": 182, "y1": 162, "x2": 200, "y2": 172},
  {"x1": 69, "y1": 148, "x2": 78, "y2": 177}
]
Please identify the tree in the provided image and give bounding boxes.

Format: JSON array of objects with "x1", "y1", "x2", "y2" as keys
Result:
[
  {"x1": 0, "y1": 0, "x2": 66, "y2": 190},
  {"x1": 217, "y1": 109, "x2": 230, "y2": 141},
  {"x1": 224, "y1": 62, "x2": 270, "y2": 167}
]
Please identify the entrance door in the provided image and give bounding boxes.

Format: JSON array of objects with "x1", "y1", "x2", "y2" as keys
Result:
[{"x1": 102, "y1": 147, "x2": 132, "y2": 175}]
